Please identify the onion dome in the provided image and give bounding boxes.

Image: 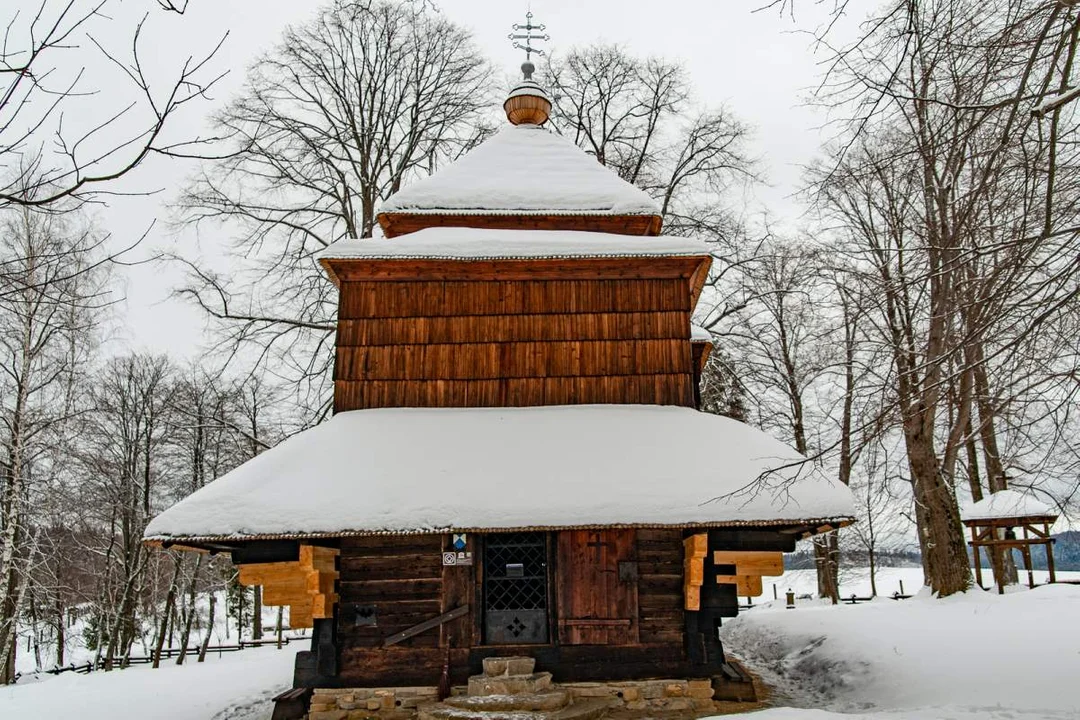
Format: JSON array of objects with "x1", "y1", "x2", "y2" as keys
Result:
[{"x1": 504, "y1": 60, "x2": 552, "y2": 126}]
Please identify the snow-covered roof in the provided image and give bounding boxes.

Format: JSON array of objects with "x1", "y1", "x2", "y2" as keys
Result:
[
  {"x1": 144, "y1": 405, "x2": 854, "y2": 542},
  {"x1": 379, "y1": 124, "x2": 660, "y2": 216},
  {"x1": 961, "y1": 489, "x2": 1056, "y2": 522},
  {"x1": 691, "y1": 324, "x2": 713, "y2": 343},
  {"x1": 319, "y1": 227, "x2": 710, "y2": 263}
]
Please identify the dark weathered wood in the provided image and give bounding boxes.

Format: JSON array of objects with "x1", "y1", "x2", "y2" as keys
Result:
[
  {"x1": 441, "y1": 535, "x2": 475, "y2": 648},
  {"x1": 334, "y1": 643, "x2": 713, "y2": 688},
  {"x1": 635, "y1": 529, "x2": 685, "y2": 646},
  {"x1": 383, "y1": 605, "x2": 471, "y2": 647},
  {"x1": 339, "y1": 579, "x2": 443, "y2": 602},
  {"x1": 339, "y1": 555, "x2": 442, "y2": 581},
  {"x1": 338, "y1": 535, "x2": 445, "y2": 651},
  {"x1": 556, "y1": 530, "x2": 639, "y2": 645},
  {"x1": 376, "y1": 212, "x2": 662, "y2": 239}
]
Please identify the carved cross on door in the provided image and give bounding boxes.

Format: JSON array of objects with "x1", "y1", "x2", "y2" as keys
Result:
[{"x1": 586, "y1": 532, "x2": 613, "y2": 563}]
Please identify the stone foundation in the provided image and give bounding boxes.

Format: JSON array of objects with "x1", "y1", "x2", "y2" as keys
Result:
[
  {"x1": 306, "y1": 678, "x2": 721, "y2": 719},
  {"x1": 308, "y1": 686, "x2": 441, "y2": 720}
]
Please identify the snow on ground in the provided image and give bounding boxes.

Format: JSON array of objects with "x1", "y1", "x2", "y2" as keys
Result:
[
  {"x1": 755, "y1": 566, "x2": 1080, "y2": 604},
  {"x1": 1, "y1": 644, "x2": 297, "y2": 720},
  {"x1": 7, "y1": 568, "x2": 1079, "y2": 720},
  {"x1": 718, "y1": 582, "x2": 1080, "y2": 720}
]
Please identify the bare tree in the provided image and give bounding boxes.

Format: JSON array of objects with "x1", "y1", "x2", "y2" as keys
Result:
[
  {"x1": 177, "y1": 0, "x2": 493, "y2": 414},
  {"x1": 545, "y1": 45, "x2": 756, "y2": 236},
  {"x1": 78, "y1": 354, "x2": 174, "y2": 669},
  {"x1": 0, "y1": 204, "x2": 106, "y2": 683},
  {"x1": 0, "y1": 0, "x2": 227, "y2": 210}
]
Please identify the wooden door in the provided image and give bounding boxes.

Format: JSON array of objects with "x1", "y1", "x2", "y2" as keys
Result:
[{"x1": 556, "y1": 530, "x2": 639, "y2": 645}]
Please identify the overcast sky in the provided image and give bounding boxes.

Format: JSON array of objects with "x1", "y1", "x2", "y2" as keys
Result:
[{"x1": 32, "y1": 0, "x2": 861, "y2": 359}]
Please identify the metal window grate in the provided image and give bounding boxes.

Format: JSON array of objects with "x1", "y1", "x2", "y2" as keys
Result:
[{"x1": 484, "y1": 532, "x2": 548, "y2": 611}]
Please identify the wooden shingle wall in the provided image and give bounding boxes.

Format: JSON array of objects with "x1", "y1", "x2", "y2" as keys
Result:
[{"x1": 334, "y1": 276, "x2": 698, "y2": 411}]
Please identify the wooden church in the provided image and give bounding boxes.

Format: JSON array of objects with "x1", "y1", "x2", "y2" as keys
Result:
[{"x1": 145, "y1": 33, "x2": 853, "y2": 719}]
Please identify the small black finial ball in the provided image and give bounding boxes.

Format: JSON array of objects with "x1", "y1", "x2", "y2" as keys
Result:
[{"x1": 521, "y1": 60, "x2": 536, "y2": 80}]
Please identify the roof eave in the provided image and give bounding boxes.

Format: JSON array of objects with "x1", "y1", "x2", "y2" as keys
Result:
[
  {"x1": 377, "y1": 211, "x2": 664, "y2": 238},
  {"x1": 144, "y1": 516, "x2": 857, "y2": 546}
]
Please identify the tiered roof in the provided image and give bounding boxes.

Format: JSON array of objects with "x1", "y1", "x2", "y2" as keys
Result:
[{"x1": 143, "y1": 64, "x2": 855, "y2": 545}]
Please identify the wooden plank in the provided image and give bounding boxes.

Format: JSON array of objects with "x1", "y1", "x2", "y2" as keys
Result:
[
  {"x1": 289, "y1": 603, "x2": 313, "y2": 630},
  {"x1": 336, "y1": 312, "x2": 688, "y2": 346},
  {"x1": 556, "y1": 530, "x2": 639, "y2": 645},
  {"x1": 335, "y1": 374, "x2": 695, "y2": 411},
  {"x1": 683, "y1": 533, "x2": 707, "y2": 611},
  {"x1": 383, "y1": 605, "x2": 471, "y2": 647},
  {"x1": 716, "y1": 575, "x2": 764, "y2": 597},
  {"x1": 684, "y1": 559, "x2": 704, "y2": 586},
  {"x1": 337, "y1": 279, "x2": 691, "y2": 319},
  {"x1": 683, "y1": 586, "x2": 700, "y2": 612},
  {"x1": 237, "y1": 562, "x2": 303, "y2": 586},
  {"x1": 343, "y1": 557, "x2": 439, "y2": 579},
  {"x1": 339, "y1": 578, "x2": 443, "y2": 603},
  {"x1": 376, "y1": 212, "x2": 661, "y2": 239},
  {"x1": 306, "y1": 571, "x2": 337, "y2": 596},
  {"x1": 334, "y1": 339, "x2": 691, "y2": 381},
  {"x1": 713, "y1": 551, "x2": 784, "y2": 576},
  {"x1": 263, "y1": 586, "x2": 312, "y2": 606},
  {"x1": 300, "y1": 545, "x2": 339, "y2": 572},
  {"x1": 441, "y1": 534, "x2": 475, "y2": 648},
  {"x1": 326, "y1": 256, "x2": 701, "y2": 283},
  {"x1": 312, "y1": 593, "x2": 338, "y2": 619}
]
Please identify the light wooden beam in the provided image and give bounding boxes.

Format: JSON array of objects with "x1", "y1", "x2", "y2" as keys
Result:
[
  {"x1": 716, "y1": 574, "x2": 763, "y2": 597},
  {"x1": 683, "y1": 533, "x2": 708, "y2": 611},
  {"x1": 238, "y1": 544, "x2": 339, "y2": 629},
  {"x1": 713, "y1": 551, "x2": 784, "y2": 598}
]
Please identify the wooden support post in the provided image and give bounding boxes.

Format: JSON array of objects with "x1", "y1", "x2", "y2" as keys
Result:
[
  {"x1": 683, "y1": 534, "x2": 707, "y2": 611},
  {"x1": 970, "y1": 525, "x2": 983, "y2": 590},
  {"x1": 1045, "y1": 527, "x2": 1057, "y2": 584},
  {"x1": 238, "y1": 545, "x2": 339, "y2": 630},
  {"x1": 1021, "y1": 525, "x2": 1035, "y2": 589}
]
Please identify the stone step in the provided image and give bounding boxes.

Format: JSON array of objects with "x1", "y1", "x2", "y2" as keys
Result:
[
  {"x1": 443, "y1": 690, "x2": 569, "y2": 713},
  {"x1": 418, "y1": 698, "x2": 611, "y2": 720},
  {"x1": 482, "y1": 656, "x2": 536, "y2": 677},
  {"x1": 467, "y1": 671, "x2": 552, "y2": 697}
]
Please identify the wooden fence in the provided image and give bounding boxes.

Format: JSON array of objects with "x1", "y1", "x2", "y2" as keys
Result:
[{"x1": 17, "y1": 636, "x2": 302, "y2": 681}]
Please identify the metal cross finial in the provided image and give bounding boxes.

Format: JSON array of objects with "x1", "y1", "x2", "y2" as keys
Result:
[{"x1": 508, "y1": 11, "x2": 550, "y2": 63}]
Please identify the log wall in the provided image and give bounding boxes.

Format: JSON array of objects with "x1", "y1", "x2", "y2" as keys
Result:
[
  {"x1": 337, "y1": 536, "x2": 445, "y2": 651},
  {"x1": 334, "y1": 530, "x2": 692, "y2": 687},
  {"x1": 334, "y1": 278, "x2": 697, "y2": 411}
]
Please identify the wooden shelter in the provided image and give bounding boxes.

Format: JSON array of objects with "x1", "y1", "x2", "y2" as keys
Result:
[
  {"x1": 962, "y1": 490, "x2": 1059, "y2": 593},
  {"x1": 144, "y1": 60, "x2": 854, "y2": 714}
]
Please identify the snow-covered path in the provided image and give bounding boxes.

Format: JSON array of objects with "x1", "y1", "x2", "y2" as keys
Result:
[{"x1": 719, "y1": 583, "x2": 1080, "y2": 720}]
